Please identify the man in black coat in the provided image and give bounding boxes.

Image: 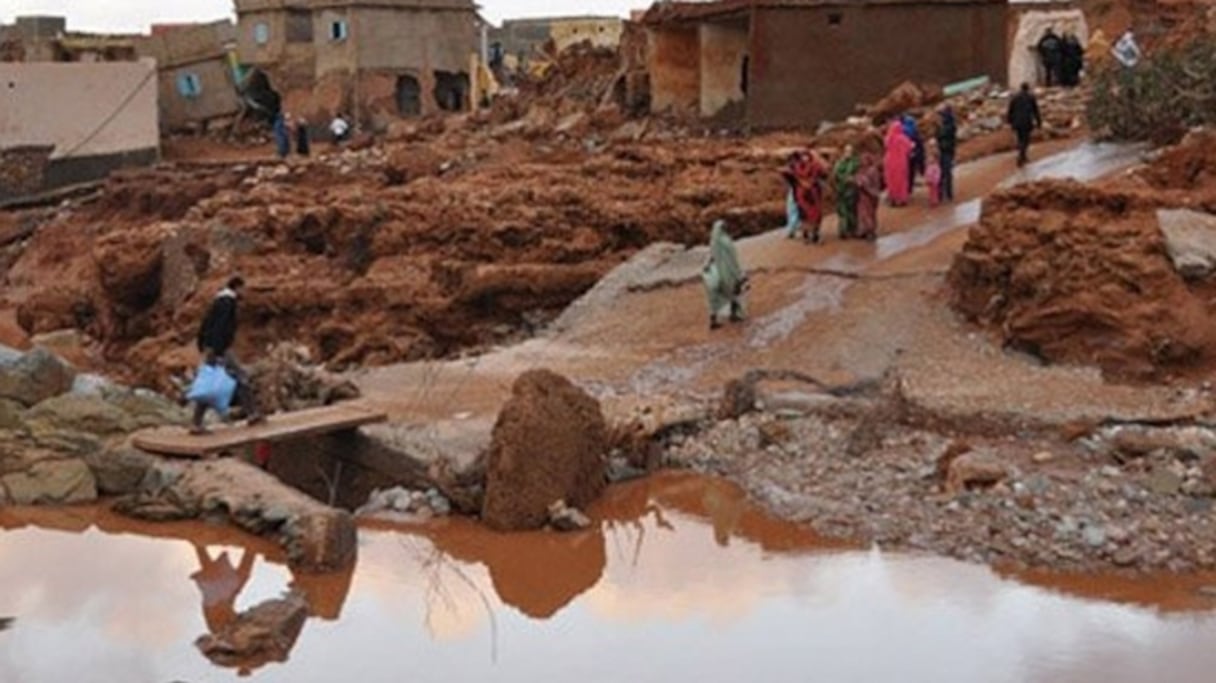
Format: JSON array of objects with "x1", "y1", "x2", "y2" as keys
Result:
[
  {"x1": 192, "y1": 276, "x2": 263, "y2": 434},
  {"x1": 1037, "y1": 28, "x2": 1063, "y2": 87},
  {"x1": 1007, "y1": 83, "x2": 1043, "y2": 167}
]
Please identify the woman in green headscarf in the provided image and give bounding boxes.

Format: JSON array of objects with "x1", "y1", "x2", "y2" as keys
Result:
[
  {"x1": 702, "y1": 219, "x2": 747, "y2": 330},
  {"x1": 833, "y1": 145, "x2": 861, "y2": 240}
]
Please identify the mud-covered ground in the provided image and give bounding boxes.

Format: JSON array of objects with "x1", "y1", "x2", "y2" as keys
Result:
[{"x1": 950, "y1": 129, "x2": 1216, "y2": 380}]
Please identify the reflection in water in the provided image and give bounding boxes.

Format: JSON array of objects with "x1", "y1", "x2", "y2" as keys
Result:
[{"x1": 3, "y1": 474, "x2": 1216, "y2": 682}]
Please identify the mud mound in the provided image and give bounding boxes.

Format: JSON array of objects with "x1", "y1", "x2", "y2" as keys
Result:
[
  {"x1": 949, "y1": 179, "x2": 1216, "y2": 378},
  {"x1": 481, "y1": 369, "x2": 608, "y2": 531}
]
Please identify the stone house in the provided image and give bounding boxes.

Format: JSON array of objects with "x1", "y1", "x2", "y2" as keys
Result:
[
  {"x1": 233, "y1": 0, "x2": 479, "y2": 126},
  {"x1": 136, "y1": 21, "x2": 242, "y2": 134},
  {"x1": 0, "y1": 16, "x2": 138, "y2": 63},
  {"x1": 642, "y1": 0, "x2": 1009, "y2": 129}
]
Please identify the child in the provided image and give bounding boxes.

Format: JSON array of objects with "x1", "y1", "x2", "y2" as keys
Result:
[{"x1": 925, "y1": 143, "x2": 943, "y2": 207}]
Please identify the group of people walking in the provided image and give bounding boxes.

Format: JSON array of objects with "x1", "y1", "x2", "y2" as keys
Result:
[{"x1": 780, "y1": 104, "x2": 958, "y2": 247}]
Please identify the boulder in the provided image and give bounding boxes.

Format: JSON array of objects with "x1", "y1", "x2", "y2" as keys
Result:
[
  {"x1": 0, "y1": 457, "x2": 97, "y2": 505},
  {"x1": 196, "y1": 593, "x2": 308, "y2": 669},
  {"x1": 1157, "y1": 208, "x2": 1216, "y2": 280},
  {"x1": 0, "y1": 398, "x2": 24, "y2": 431},
  {"x1": 23, "y1": 394, "x2": 137, "y2": 437},
  {"x1": 945, "y1": 450, "x2": 1009, "y2": 495},
  {"x1": 482, "y1": 369, "x2": 608, "y2": 531},
  {"x1": 0, "y1": 347, "x2": 76, "y2": 407},
  {"x1": 85, "y1": 445, "x2": 166, "y2": 495}
]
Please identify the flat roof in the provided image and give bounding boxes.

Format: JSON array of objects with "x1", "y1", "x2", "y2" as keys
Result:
[{"x1": 643, "y1": 0, "x2": 1007, "y2": 23}]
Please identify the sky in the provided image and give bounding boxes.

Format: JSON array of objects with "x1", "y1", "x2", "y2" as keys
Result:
[{"x1": 2, "y1": 1, "x2": 648, "y2": 32}]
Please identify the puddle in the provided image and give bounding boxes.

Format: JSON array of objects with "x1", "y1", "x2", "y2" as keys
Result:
[
  {"x1": 3, "y1": 473, "x2": 1216, "y2": 682},
  {"x1": 747, "y1": 275, "x2": 848, "y2": 348}
]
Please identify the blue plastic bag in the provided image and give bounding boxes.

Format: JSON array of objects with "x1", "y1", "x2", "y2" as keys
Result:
[{"x1": 186, "y1": 363, "x2": 238, "y2": 415}]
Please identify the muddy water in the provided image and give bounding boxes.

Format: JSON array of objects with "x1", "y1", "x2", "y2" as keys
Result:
[{"x1": 3, "y1": 473, "x2": 1216, "y2": 683}]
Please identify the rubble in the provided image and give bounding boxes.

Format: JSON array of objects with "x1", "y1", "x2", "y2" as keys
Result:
[
  {"x1": 547, "y1": 500, "x2": 592, "y2": 532},
  {"x1": 949, "y1": 129, "x2": 1216, "y2": 379}
]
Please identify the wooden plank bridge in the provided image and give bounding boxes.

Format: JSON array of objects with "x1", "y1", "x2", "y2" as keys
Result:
[{"x1": 132, "y1": 402, "x2": 386, "y2": 458}]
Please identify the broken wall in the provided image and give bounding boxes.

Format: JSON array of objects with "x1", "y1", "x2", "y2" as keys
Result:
[
  {"x1": 0, "y1": 59, "x2": 159, "y2": 199},
  {"x1": 647, "y1": 24, "x2": 700, "y2": 114},
  {"x1": 699, "y1": 19, "x2": 748, "y2": 117},
  {"x1": 1008, "y1": 9, "x2": 1088, "y2": 87},
  {"x1": 748, "y1": 2, "x2": 1007, "y2": 127}
]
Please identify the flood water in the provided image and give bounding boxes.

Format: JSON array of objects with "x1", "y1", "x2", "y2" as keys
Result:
[{"x1": 3, "y1": 472, "x2": 1216, "y2": 683}]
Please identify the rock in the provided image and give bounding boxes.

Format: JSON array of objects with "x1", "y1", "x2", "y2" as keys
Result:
[
  {"x1": 0, "y1": 398, "x2": 24, "y2": 431},
  {"x1": 945, "y1": 451, "x2": 1008, "y2": 495},
  {"x1": 22, "y1": 394, "x2": 136, "y2": 437},
  {"x1": 84, "y1": 445, "x2": 165, "y2": 495},
  {"x1": 1082, "y1": 525, "x2": 1108, "y2": 548},
  {"x1": 196, "y1": 593, "x2": 308, "y2": 668},
  {"x1": 1147, "y1": 469, "x2": 1183, "y2": 496},
  {"x1": 1157, "y1": 208, "x2": 1216, "y2": 280},
  {"x1": 605, "y1": 456, "x2": 647, "y2": 484},
  {"x1": 0, "y1": 347, "x2": 76, "y2": 407},
  {"x1": 70, "y1": 373, "x2": 115, "y2": 396},
  {"x1": 0, "y1": 457, "x2": 96, "y2": 505},
  {"x1": 1032, "y1": 451, "x2": 1054, "y2": 463},
  {"x1": 113, "y1": 490, "x2": 199, "y2": 521},
  {"x1": 548, "y1": 500, "x2": 592, "y2": 532},
  {"x1": 481, "y1": 369, "x2": 608, "y2": 531}
]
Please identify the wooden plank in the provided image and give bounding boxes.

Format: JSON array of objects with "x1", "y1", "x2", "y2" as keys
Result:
[{"x1": 132, "y1": 402, "x2": 387, "y2": 457}]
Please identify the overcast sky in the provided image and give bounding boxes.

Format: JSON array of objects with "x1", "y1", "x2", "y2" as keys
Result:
[{"x1": 2, "y1": 1, "x2": 648, "y2": 32}]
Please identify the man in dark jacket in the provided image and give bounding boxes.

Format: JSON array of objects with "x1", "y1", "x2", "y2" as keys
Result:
[
  {"x1": 935, "y1": 105, "x2": 958, "y2": 202},
  {"x1": 192, "y1": 276, "x2": 263, "y2": 434},
  {"x1": 1007, "y1": 83, "x2": 1042, "y2": 167},
  {"x1": 1037, "y1": 28, "x2": 1063, "y2": 87}
]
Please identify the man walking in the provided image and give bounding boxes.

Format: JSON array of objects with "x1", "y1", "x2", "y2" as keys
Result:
[
  {"x1": 192, "y1": 276, "x2": 263, "y2": 434},
  {"x1": 1007, "y1": 83, "x2": 1042, "y2": 167}
]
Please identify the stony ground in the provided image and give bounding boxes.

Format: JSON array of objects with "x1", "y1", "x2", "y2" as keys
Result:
[{"x1": 665, "y1": 385, "x2": 1216, "y2": 573}]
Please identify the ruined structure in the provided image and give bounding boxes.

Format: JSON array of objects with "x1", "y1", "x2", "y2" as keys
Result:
[
  {"x1": 234, "y1": 0, "x2": 478, "y2": 127},
  {"x1": 0, "y1": 60, "x2": 159, "y2": 201},
  {"x1": 491, "y1": 15, "x2": 624, "y2": 66},
  {"x1": 0, "y1": 16, "x2": 138, "y2": 63},
  {"x1": 642, "y1": 0, "x2": 1008, "y2": 127},
  {"x1": 136, "y1": 21, "x2": 242, "y2": 134}
]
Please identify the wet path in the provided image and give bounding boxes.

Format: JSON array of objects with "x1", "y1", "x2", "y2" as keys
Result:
[{"x1": 3, "y1": 473, "x2": 1216, "y2": 682}]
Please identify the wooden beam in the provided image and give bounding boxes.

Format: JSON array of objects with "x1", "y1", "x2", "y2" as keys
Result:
[{"x1": 132, "y1": 402, "x2": 387, "y2": 457}]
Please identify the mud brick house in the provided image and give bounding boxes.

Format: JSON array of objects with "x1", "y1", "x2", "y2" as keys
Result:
[
  {"x1": 0, "y1": 60, "x2": 159, "y2": 202},
  {"x1": 491, "y1": 16, "x2": 625, "y2": 66},
  {"x1": 234, "y1": 0, "x2": 478, "y2": 126},
  {"x1": 136, "y1": 21, "x2": 242, "y2": 134},
  {"x1": 643, "y1": 0, "x2": 1009, "y2": 128}
]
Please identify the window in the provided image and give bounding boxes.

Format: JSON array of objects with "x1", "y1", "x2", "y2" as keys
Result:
[
  {"x1": 176, "y1": 72, "x2": 202, "y2": 98},
  {"x1": 254, "y1": 22, "x2": 270, "y2": 45},
  {"x1": 330, "y1": 19, "x2": 348, "y2": 42}
]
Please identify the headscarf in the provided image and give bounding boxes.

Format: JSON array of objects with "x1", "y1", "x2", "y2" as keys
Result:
[
  {"x1": 709, "y1": 220, "x2": 743, "y2": 294},
  {"x1": 901, "y1": 114, "x2": 921, "y2": 143},
  {"x1": 885, "y1": 120, "x2": 909, "y2": 149}
]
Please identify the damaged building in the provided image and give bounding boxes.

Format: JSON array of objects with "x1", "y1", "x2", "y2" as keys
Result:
[
  {"x1": 234, "y1": 0, "x2": 479, "y2": 127},
  {"x1": 643, "y1": 0, "x2": 1008, "y2": 128},
  {"x1": 136, "y1": 21, "x2": 242, "y2": 134},
  {"x1": 0, "y1": 15, "x2": 138, "y2": 63},
  {"x1": 0, "y1": 59, "x2": 159, "y2": 201},
  {"x1": 491, "y1": 16, "x2": 625, "y2": 66}
]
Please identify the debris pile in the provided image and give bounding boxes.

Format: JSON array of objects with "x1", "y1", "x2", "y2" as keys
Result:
[{"x1": 949, "y1": 128, "x2": 1216, "y2": 378}]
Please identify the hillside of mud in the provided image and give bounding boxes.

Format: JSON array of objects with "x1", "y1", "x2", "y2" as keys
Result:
[
  {"x1": 949, "y1": 130, "x2": 1216, "y2": 379},
  {"x1": 1, "y1": 132, "x2": 789, "y2": 391}
]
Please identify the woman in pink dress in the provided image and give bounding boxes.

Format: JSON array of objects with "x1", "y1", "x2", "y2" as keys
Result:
[{"x1": 883, "y1": 119, "x2": 913, "y2": 207}]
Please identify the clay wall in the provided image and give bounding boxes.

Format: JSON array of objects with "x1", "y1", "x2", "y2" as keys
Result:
[
  {"x1": 647, "y1": 25, "x2": 701, "y2": 114},
  {"x1": 748, "y1": 2, "x2": 1007, "y2": 127},
  {"x1": 699, "y1": 19, "x2": 749, "y2": 117}
]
